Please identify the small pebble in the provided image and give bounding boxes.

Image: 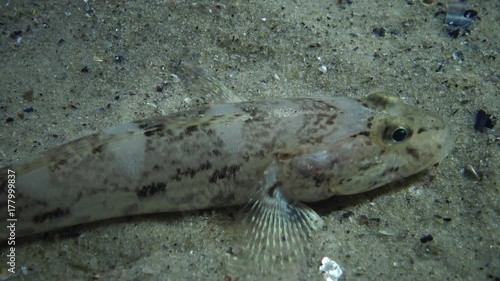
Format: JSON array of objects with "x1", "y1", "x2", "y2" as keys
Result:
[
  {"x1": 464, "y1": 10, "x2": 478, "y2": 19},
  {"x1": 341, "y1": 210, "x2": 354, "y2": 219},
  {"x1": 23, "y1": 106, "x2": 33, "y2": 112},
  {"x1": 373, "y1": 27, "x2": 386, "y2": 37},
  {"x1": 420, "y1": 234, "x2": 433, "y2": 243},
  {"x1": 9, "y1": 30, "x2": 22, "y2": 40},
  {"x1": 434, "y1": 214, "x2": 452, "y2": 223},
  {"x1": 474, "y1": 110, "x2": 497, "y2": 132},
  {"x1": 358, "y1": 215, "x2": 369, "y2": 225}
]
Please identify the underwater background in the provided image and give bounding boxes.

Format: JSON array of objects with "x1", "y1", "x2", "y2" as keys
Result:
[{"x1": 0, "y1": 1, "x2": 498, "y2": 280}]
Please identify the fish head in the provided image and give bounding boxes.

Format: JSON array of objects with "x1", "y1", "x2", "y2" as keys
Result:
[
  {"x1": 286, "y1": 92, "x2": 453, "y2": 200},
  {"x1": 329, "y1": 92, "x2": 454, "y2": 195},
  {"x1": 363, "y1": 92, "x2": 453, "y2": 178}
]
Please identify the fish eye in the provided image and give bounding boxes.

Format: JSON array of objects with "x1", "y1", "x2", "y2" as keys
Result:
[
  {"x1": 392, "y1": 127, "x2": 408, "y2": 142},
  {"x1": 383, "y1": 125, "x2": 412, "y2": 143}
]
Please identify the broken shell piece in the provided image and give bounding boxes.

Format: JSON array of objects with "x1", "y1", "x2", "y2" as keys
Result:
[
  {"x1": 319, "y1": 257, "x2": 343, "y2": 281},
  {"x1": 444, "y1": 1, "x2": 479, "y2": 37},
  {"x1": 474, "y1": 109, "x2": 497, "y2": 132},
  {"x1": 170, "y1": 73, "x2": 181, "y2": 83},
  {"x1": 464, "y1": 164, "x2": 482, "y2": 180}
]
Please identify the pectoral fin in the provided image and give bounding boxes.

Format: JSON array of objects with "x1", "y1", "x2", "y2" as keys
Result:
[{"x1": 229, "y1": 162, "x2": 325, "y2": 275}]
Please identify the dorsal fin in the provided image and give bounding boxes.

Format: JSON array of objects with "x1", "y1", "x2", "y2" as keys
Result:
[{"x1": 170, "y1": 63, "x2": 244, "y2": 104}]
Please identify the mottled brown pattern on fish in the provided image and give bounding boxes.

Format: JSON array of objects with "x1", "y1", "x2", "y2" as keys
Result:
[
  {"x1": 136, "y1": 182, "x2": 167, "y2": 198},
  {"x1": 0, "y1": 92, "x2": 453, "y2": 238}
]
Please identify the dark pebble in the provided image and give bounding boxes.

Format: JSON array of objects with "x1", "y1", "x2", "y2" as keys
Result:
[
  {"x1": 435, "y1": 214, "x2": 452, "y2": 222},
  {"x1": 474, "y1": 109, "x2": 497, "y2": 132},
  {"x1": 358, "y1": 215, "x2": 369, "y2": 225},
  {"x1": 464, "y1": 9, "x2": 478, "y2": 19},
  {"x1": 114, "y1": 55, "x2": 125, "y2": 62},
  {"x1": 420, "y1": 234, "x2": 433, "y2": 243},
  {"x1": 448, "y1": 29, "x2": 460, "y2": 38},
  {"x1": 23, "y1": 106, "x2": 33, "y2": 112},
  {"x1": 6, "y1": 117, "x2": 14, "y2": 123},
  {"x1": 9, "y1": 30, "x2": 22, "y2": 40},
  {"x1": 373, "y1": 27, "x2": 386, "y2": 37},
  {"x1": 342, "y1": 210, "x2": 354, "y2": 219},
  {"x1": 81, "y1": 66, "x2": 89, "y2": 73}
]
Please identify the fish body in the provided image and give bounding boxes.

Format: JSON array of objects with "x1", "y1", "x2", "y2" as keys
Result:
[{"x1": 0, "y1": 92, "x2": 452, "y2": 240}]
